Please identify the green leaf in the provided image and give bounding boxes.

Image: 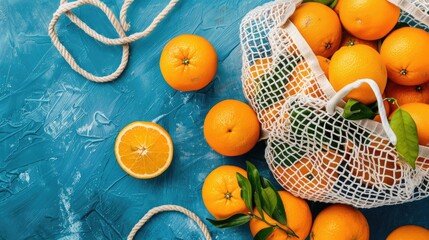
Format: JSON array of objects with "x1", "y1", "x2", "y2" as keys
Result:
[
  {"x1": 237, "y1": 172, "x2": 253, "y2": 213},
  {"x1": 254, "y1": 227, "x2": 274, "y2": 240},
  {"x1": 343, "y1": 99, "x2": 377, "y2": 120},
  {"x1": 207, "y1": 214, "x2": 251, "y2": 228},
  {"x1": 255, "y1": 56, "x2": 297, "y2": 109},
  {"x1": 329, "y1": 0, "x2": 339, "y2": 8},
  {"x1": 390, "y1": 108, "x2": 419, "y2": 168},
  {"x1": 303, "y1": 0, "x2": 335, "y2": 5},
  {"x1": 368, "y1": 101, "x2": 379, "y2": 113},
  {"x1": 290, "y1": 107, "x2": 349, "y2": 150},
  {"x1": 246, "y1": 161, "x2": 264, "y2": 218},
  {"x1": 260, "y1": 186, "x2": 277, "y2": 215},
  {"x1": 272, "y1": 141, "x2": 306, "y2": 167},
  {"x1": 261, "y1": 177, "x2": 287, "y2": 225},
  {"x1": 254, "y1": 193, "x2": 264, "y2": 220}
]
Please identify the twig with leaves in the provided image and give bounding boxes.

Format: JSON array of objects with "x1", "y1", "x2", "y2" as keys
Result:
[{"x1": 207, "y1": 161, "x2": 299, "y2": 240}]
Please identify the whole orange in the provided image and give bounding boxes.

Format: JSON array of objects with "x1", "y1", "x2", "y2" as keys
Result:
[
  {"x1": 310, "y1": 204, "x2": 369, "y2": 240},
  {"x1": 350, "y1": 136, "x2": 403, "y2": 187},
  {"x1": 387, "y1": 225, "x2": 429, "y2": 240},
  {"x1": 201, "y1": 165, "x2": 248, "y2": 219},
  {"x1": 160, "y1": 34, "x2": 217, "y2": 91},
  {"x1": 392, "y1": 103, "x2": 429, "y2": 146},
  {"x1": 249, "y1": 191, "x2": 312, "y2": 240},
  {"x1": 340, "y1": 31, "x2": 378, "y2": 51},
  {"x1": 259, "y1": 100, "x2": 287, "y2": 131},
  {"x1": 329, "y1": 44, "x2": 387, "y2": 104},
  {"x1": 244, "y1": 57, "x2": 273, "y2": 100},
  {"x1": 316, "y1": 55, "x2": 330, "y2": 79},
  {"x1": 380, "y1": 27, "x2": 429, "y2": 86},
  {"x1": 286, "y1": 60, "x2": 324, "y2": 99},
  {"x1": 290, "y1": 2, "x2": 342, "y2": 58},
  {"x1": 384, "y1": 80, "x2": 429, "y2": 111},
  {"x1": 204, "y1": 100, "x2": 260, "y2": 156},
  {"x1": 339, "y1": 0, "x2": 400, "y2": 40},
  {"x1": 274, "y1": 149, "x2": 342, "y2": 195}
]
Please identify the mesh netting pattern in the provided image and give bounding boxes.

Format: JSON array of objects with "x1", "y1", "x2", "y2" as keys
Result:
[{"x1": 240, "y1": 0, "x2": 429, "y2": 208}]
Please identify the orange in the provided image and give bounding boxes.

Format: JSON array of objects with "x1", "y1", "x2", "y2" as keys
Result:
[
  {"x1": 244, "y1": 58, "x2": 273, "y2": 100},
  {"x1": 333, "y1": 0, "x2": 343, "y2": 15},
  {"x1": 392, "y1": 103, "x2": 429, "y2": 146},
  {"x1": 416, "y1": 156, "x2": 429, "y2": 171},
  {"x1": 259, "y1": 100, "x2": 287, "y2": 131},
  {"x1": 249, "y1": 191, "x2": 312, "y2": 240},
  {"x1": 329, "y1": 44, "x2": 387, "y2": 104},
  {"x1": 339, "y1": 0, "x2": 400, "y2": 40},
  {"x1": 274, "y1": 149, "x2": 342, "y2": 194},
  {"x1": 340, "y1": 31, "x2": 378, "y2": 51},
  {"x1": 310, "y1": 204, "x2": 369, "y2": 240},
  {"x1": 350, "y1": 136, "x2": 403, "y2": 187},
  {"x1": 290, "y1": 2, "x2": 342, "y2": 58},
  {"x1": 204, "y1": 99, "x2": 260, "y2": 156},
  {"x1": 114, "y1": 122, "x2": 173, "y2": 179},
  {"x1": 286, "y1": 60, "x2": 324, "y2": 99},
  {"x1": 387, "y1": 225, "x2": 429, "y2": 240},
  {"x1": 380, "y1": 27, "x2": 429, "y2": 86},
  {"x1": 201, "y1": 165, "x2": 248, "y2": 219},
  {"x1": 160, "y1": 34, "x2": 217, "y2": 91},
  {"x1": 385, "y1": 80, "x2": 429, "y2": 111},
  {"x1": 316, "y1": 55, "x2": 330, "y2": 79}
]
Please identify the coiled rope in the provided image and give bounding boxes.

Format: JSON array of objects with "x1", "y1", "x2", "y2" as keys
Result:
[
  {"x1": 48, "y1": 0, "x2": 180, "y2": 83},
  {"x1": 127, "y1": 204, "x2": 212, "y2": 240}
]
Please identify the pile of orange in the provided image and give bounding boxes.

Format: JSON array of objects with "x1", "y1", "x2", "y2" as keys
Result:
[
  {"x1": 289, "y1": 0, "x2": 429, "y2": 144},
  {"x1": 114, "y1": 33, "x2": 263, "y2": 180},
  {"x1": 284, "y1": 0, "x2": 429, "y2": 187},
  {"x1": 111, "y1": 4, "x2": 429, "y2": 240},
  {"x1": 201, "y1": 163, "x2": 429, "y2": 239}
]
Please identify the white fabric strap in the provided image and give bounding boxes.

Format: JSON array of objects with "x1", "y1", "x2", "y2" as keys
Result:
[
  {"x1": 48, "y1": 0, "x2": 180, "y2": 83},
  {"x1": 326, "y1": 78, "x2": 397, "y2": 145}
]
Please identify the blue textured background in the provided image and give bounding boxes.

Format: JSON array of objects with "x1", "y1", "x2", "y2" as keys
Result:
[{"x1": 1, "y1": 0, "x2": 428, "y2": 239}]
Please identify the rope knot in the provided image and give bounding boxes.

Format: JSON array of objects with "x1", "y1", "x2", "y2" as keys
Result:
[{"x1": 48, "y1": 0, "x2": 180, "y2": 83}]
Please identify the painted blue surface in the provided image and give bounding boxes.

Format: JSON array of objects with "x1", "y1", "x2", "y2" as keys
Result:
[{"x1": 0, "y1": 0, "x2": 428, "y2": 239}]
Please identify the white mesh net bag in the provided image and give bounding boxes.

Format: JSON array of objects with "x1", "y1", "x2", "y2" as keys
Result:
[{"x1": 240, "y1": 0, "x2": 429, "y2": 208}]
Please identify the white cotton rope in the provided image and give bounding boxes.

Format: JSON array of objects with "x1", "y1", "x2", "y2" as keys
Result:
[
  {"x1": 48, "y1": 0, "x2": 180, "y2": 83},
  {"x1": 127, "y1": 204, "x2": 212, "y2": 240}
]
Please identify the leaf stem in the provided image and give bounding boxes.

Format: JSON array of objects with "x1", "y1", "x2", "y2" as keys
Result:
[
  {"x1": 251, "y1": 214, "x2": 299, "y2": 238},
  {"x1": 385, "y1": 97, "x2": 398, "y2": 108}
]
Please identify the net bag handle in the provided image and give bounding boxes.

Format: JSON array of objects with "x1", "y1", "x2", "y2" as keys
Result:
[{"x1": 326, "y1": 78, "x2": 397, "y2": 145}]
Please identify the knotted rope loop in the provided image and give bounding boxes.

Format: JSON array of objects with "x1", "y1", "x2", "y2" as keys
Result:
[{"x1": 48, "y1": 0, "x2": 180, "y2": 83}]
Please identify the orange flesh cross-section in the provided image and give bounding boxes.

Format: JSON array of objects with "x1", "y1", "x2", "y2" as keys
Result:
[{"x1": 118, "y1": 126, "x2": 170, "y2": 175}]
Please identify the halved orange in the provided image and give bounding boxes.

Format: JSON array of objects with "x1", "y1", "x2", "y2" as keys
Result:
[{"x1": 114, "y1": 121, "x2": 173, "y2": 179}]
